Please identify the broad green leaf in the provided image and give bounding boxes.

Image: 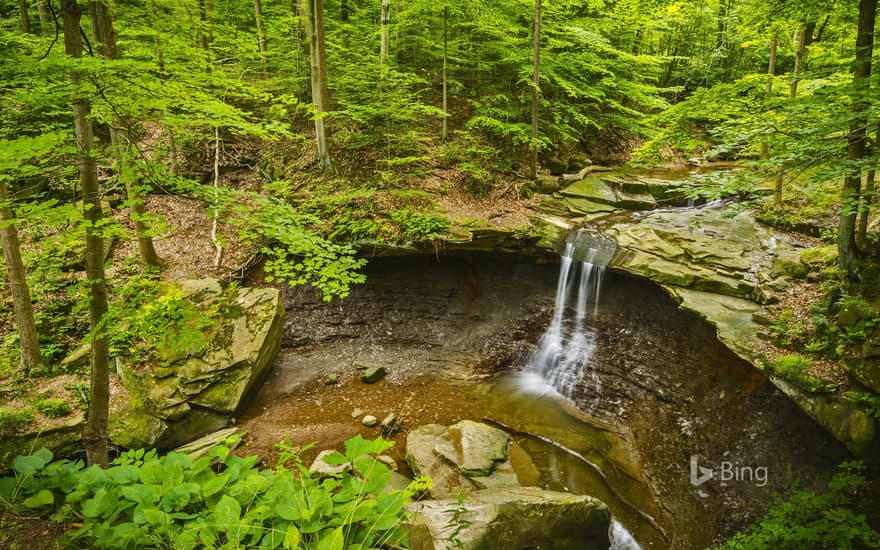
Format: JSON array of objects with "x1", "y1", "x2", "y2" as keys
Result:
[{"x1": 22, "y1": 489, "x2": 54, "y2": 509}]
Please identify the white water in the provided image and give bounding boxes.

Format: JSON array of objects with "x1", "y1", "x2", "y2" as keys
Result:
[
  {"x1": 609, "y1": 519, "x2": 643, "y2": 550},
  {"x1": 526, "y1": 229, "x2": 615, "y2": 403}
]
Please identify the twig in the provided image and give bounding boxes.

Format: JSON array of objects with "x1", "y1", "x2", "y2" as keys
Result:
[{"x1": 482, "y1": 416, "x2": 670, "y2": 543}]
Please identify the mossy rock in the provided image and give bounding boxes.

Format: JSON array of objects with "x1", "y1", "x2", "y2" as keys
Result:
[
  {"x1": 800, "y1": 246, "x2": 837, "y2": 267},
  {"x1": 108, "y1": 280, "x2": 284, "y2": 450}
]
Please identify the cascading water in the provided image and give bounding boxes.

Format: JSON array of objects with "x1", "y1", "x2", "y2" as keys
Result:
[{"x1": 526, "y1": 228, "x2": 616, "y2": 402}]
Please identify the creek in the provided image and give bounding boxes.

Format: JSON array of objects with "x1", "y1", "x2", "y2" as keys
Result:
[{"x1": 239, "y1": 249, "x2": 850, "y2": 549}]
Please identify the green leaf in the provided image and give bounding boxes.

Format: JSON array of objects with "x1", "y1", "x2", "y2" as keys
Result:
[
  {"x1": 213, "y1": 494, "x2": 242, "y2": 528},
  {"x1": 13, "y1": 448, "x2": 53, "y2": 476},
  {"x1": 316, "y1": 527, "x2": 345, "y2": 550},
  {"x1": 22, "y1": 489, "x2": 54, "y2": 509},
  {"x1": 283, "y1": 524, "x2": 301, "y2": 549}
]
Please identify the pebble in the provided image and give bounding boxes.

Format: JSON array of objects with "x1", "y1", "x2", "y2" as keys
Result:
[
  {"x1": 351, "y1": 408, "x2": 364, "y2": 419},
  {"x1": 362, "y1": 415, "x2": 378, "y2": 427},
  {"x1": 323, "y1": 374, "x2": 338, "y2": 385}
]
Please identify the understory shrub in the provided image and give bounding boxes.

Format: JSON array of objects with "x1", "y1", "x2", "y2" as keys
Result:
[
  {"x1": 712, "y1": 462, "x2": 879, "y2": 549},
  {"x1": 0, "y1": 435, "x2": 429, "y2": 549},
  {"x1": 0, "y1": 406, "x2": 35, "y2": 436}
]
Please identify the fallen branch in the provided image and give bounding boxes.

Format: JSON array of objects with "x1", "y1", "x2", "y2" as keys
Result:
[{"x1": 482, "y1": 416, "x2": 670, "y2": 543}]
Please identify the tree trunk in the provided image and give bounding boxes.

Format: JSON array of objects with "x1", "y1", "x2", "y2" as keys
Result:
[
  {"x1": 211, "y1": 127, "x2": 223, "y2": 268},
  {"x1": 89, "y1": 0, "x2": 160, "y2": 267},
  {"x1": 790, "y1": 23, "x2": 809, "y2": 99},
  {"x1": 857, "y1": 120, "x2": 880, "y2": 250},
  {"x1": 761, "y1": 31, "x2": 777, "y2": 162},
  {"x1": 441, "y1": 5, "x2": 448, "y2": 141},
  {"x1": 253, "y1": 0, "x2": 267, "y2": 54},
  {"x1": 37, "y1": 0, "x2": 51, "y2": 33},
  {"x1": 380, "y1": 0, "x2": 390, "y2": 66},
  {"x1": 529, "y1": 0, "x2": 541, "y2": 180},
  {"x1": 341, "y1": 0, "x2": 348, "y2": 21},
  {"x1": 0, "y1": 180, "x2": 42, "y2": 375},
  {"x1": 62, "y1": 0, "x2": 110, "y2": 468},
  {"x1": 304, "y1": 0, "x2": 331, "y2": 167},
  {"x1": 18, "y1": 0, "x2": 31, "y2": 33},
  {"x1": 838, "y1": 0, "x2": 876, "y2": 277}
]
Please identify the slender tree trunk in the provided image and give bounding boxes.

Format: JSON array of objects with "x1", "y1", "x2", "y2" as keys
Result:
[
  {"x1": 211, "y1": 127, "x2": 223, "y2": 268},
  {"x1": 790, "y1": 23, "x2": 808, "y2": 99},
  {"x1": 18, "y1": 0, "x2": 31, "y2": 33},
  {"x1": 304, "y1": 0, "x2": 331, "y2": 167},
  {"x1": 761, "y1": 31, "x2": 778, "y2": 162},
  {"x1": 0, "y1": 181, "x2": 42, "y2": 375},
  {"x1": 838, "y1": 0, "x2": 876, "y2": 277},
  {"x1": 62, "y1": 0, "x2": 110, "y2": 468},
  {"x1": 529, "y1": 0, "x2": 541, "y2": 180},
  {"x1": 253, "y1": 0, "x2": 267, "y2": 54},
  {"x1": 380, "y1": 0, "x2": 390, "y2": 65},
  {"x1": 37, "y1": 0, "x2": 51, "y2": 33},
  {"x1": 857, "y1": 120, "x2": 880, "y2": 249},
  {"x1": 340, "y1": 0, "x2": 348, "y2": 21},
  {"x1": 441, "y1": 5, "x2": 448, "y2": 141},
  {"x1": 89, "y1": 0, "x2": 160, "y2": 267}
]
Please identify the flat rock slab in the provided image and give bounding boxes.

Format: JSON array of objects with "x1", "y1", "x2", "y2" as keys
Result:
[
  {"x1": 406, "y1": 421, "x2": 521, "y2": 497},
  {"x1": 407, "y1": 487, "x2": 611, "y2": 550}
]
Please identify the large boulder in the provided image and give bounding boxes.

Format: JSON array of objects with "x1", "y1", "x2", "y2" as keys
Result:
[
  {"x1": 406, "y1": 421, "x2": 521, "y2": 497},
  {"x1": 109, "y1": 279, "x2": 284, "y2": 449},
  {"x1": 407, "y1": 487, "x2": 611, "y2": 550}
]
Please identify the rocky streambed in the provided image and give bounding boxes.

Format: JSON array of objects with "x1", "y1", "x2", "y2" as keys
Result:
[{"x1": 238, "y1": 253, "x2": 851, "y2": 549}]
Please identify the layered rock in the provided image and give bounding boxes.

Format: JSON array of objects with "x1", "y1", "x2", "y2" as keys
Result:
[{"x1": 109, "y1": 279, "x2": 284, "y2": 449}]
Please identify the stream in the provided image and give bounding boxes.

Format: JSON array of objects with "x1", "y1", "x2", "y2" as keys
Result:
[{"x1": 238, "y1": 252, "x2": 850, "y2": 549}]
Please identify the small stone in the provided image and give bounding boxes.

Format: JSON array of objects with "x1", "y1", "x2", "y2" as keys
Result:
[
  {"x1": 323, "y1": 374, "x2": 338, "y2": 385},
  {"x1": 351, "y1": 408, "x2": 364, "y2": 419},
  {"x1": 309, "y1": 450, "x2": 350, "y2": 476},
  {"x1": 377, "y1": 454, "x2": 398, "y2": 471},
  {"x1": 380, "y1": 413, "x2": 399, "y2": 434},
  {"x1": 361, "y1": 366, "x2": 386, "y2": 384},
  {"x1": 362, "y1": 415, "x2": 379, "y2": 427}
]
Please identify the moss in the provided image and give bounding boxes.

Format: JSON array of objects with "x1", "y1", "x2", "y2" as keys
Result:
[
  {"x1": 0, "y1": 406, "x2": 36, "y2": 436},
  {"x1": 769, "y1": 355, "x2": 835, "y2": 394},
  {"x1": 34, "y1": 398, "x2": 72, "y2": 419}
]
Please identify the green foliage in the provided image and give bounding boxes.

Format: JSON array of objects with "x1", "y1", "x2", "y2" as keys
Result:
[
  {"x1": 766, "y1": 355, "x2": 835, "y2": 394},
  {"x1": 388, "y1": 211, "x2": 452, "y2": 241},
  {"x1": 0, "y1": 436, "x2": 426, "y2": 549},
  {"x1": 0, "y1": 406, "x2": 36, "y2": 437},
  {"x1": 847, "y1": 392, "x2": 880, "y2": 420},
  {"x1": 33, "y1": 398, "x2": 72, "y2": 419},
  {"x1": 713, "y1": 462, "x2": 880, "y2": 549},
  {"x1": 108, "y1": 279, "x2": 212, "y2": 365}
]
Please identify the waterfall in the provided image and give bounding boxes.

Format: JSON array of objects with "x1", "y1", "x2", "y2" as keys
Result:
[{"x1": 527, "y1": 229, "x2": 616, "y2": 401}]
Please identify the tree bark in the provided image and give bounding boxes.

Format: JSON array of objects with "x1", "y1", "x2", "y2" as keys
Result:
[
  {"x1": 37, "y1": 0, "x2": 51, "y2": 33},
  {"x1": 253, "y1": 0, "x2": 267, "y2": 54},
  {"x1": 62, "y1": 0, "x2": 110, "y2": 468},
  {"x1": 761, "y1": 31, "x2": 777, "y2": 162},
  {"x1": 18, "y1": 0, "x2": 31, "y2": 33},
  {"x1": 380, "y1": 0, "x2": 390, "y2": 65},
  {"x1": 529, "y1": 0, "x2": 541, "y2": 180},
  {"x1": 0, "y1": 181, "x2": 42, "y2": 375},
  {"x1": 790, "y1": 23, "x2": 810, "y2": 99},
  {"x1": 838, "y1": 0, "x2": 876, "y2": 277},
  {"x1": 857, "y1": 120, "x2": 880, "y2": 250},
  {"x1": 304, "y1": 0, "x2": 331, "y2": 167},
  {"x1": 89, "y1": 0, "x2": 160, "y2": 267},
  {"x1": 441, "y1": 5, "x2": 448, "y2": 141}
]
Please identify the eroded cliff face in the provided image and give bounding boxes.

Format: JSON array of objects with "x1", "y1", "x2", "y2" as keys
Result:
[{"x1": 240, "y1": 254, "x2": 851, "y2": 548}]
